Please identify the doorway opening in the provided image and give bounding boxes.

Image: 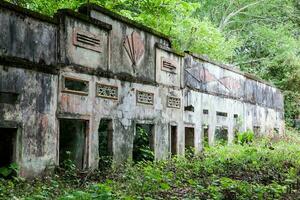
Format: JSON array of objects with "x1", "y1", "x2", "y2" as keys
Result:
[
  {"x1": 59, "y1": 119, "x2": 87, "y2": 170},
  {"x1": 215, "y1": 126, "x2": 228, "y2": 145},
  {"x1": 253, "y1": 126, "x2": 261, "y2": 136},
  {"x1": 185, "y1": 127, "x2": 195, "y2": 155},
  {"x1": 0, "y1": 128, "x2": 17, "y2": 168},
  {"x1": 203, "y1": 125, "x2": 209, "y2": 148},
  {"x1": 170, "y1": 125, "x2": 177, "y2": 156},
  {"x1": 133, "y1": 124, "x2": 155, "y2": 162},
  {"x1": 98, "y1": 119, "x2": 113, "y2": 169}
]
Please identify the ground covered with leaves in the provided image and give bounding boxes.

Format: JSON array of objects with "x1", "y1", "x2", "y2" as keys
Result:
[{"x1": 0, "y1": 130, "x2": 300, "y2": 200}]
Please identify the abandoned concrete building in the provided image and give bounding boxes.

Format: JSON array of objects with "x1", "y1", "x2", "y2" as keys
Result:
[{"x1": 0, "y1": 1, "x2": 285, "y2": 177}]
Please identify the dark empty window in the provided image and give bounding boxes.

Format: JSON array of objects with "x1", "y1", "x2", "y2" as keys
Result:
[
  {"x1": 59, "y1": 119, "x2": 87, "y2": 169},
  {"x1": 63, "y1": 77, "x2": 89, "y2": 95},
  {"x1": 133, "y1": 124, "x2": 155, "y2": 162},
  {"x1": 234, "y1": 114, "x2": 238, "y2": 118},
  {"x1": 98, "y1": 119, "x2": 113, "y2": 169},
  {"x1": 0, "y1": 92, "x2": 18, "y2": 104},
  {"x1": 185, "y1": 127, "x2": 195, "y2": 155},
  {"x1": 0, "y1": 128, "x2": 17, "y2": 168},
  {"x1": 203, "y1": 109, "x2": 209, "y2": 114},
  {"x1": 170, "y1": 125, "x2": 177, "y2": 156},
  {"x1": 216, "y1": 112, "x2": 228, "y2": 117}
]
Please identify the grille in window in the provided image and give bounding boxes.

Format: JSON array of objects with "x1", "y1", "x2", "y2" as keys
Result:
[
  {"x1": 73, "y1": 29, "x2": 102, "y2": 52},
  {"x1": 96, "y1": 84, "x2": 118, "y2": 100},
  {"x1": 167, "y1": 96, "x2": 181, "y2": 109},
  {"x1": 136, "y1": 91, "x2": 154, "y2": 105}
]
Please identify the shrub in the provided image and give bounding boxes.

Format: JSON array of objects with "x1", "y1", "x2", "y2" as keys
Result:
[
  {"x1": 236, "y1": 129, "x2": 254, "y2": 145},
  {"x1": 0, "y1": 163, "x2": 19, "y2": 178}
]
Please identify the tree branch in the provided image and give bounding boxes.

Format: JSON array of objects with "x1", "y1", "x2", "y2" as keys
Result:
[
  {"x1": 219, "y1": 0, "x2": 264, "y2": 30},
  {"x1": 234, "y1": 57, "x2": 268, "y2": 66}
]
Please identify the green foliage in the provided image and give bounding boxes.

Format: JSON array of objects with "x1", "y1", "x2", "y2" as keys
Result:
[
  {"x1": 0, "y1": 163, "x2": 19, "y2": 178},
  {"x1": 236, "y1": 129, "x2": 254, "y2": 145},
  {"x1": 195, "y1": 0, "x2": 300, "y2": 124},
  {"x1": 133, "y1": 127, "x2": 154, "y2": 162},
  {"x1": 284, "y1": 91, "x2": 300, "y2": 126},
  {"x1": 59, "y1": 184, "x2": 113, "y2": 200},
  {"x1": 215, "y1": 127, "x2": 229, "y2": 145}
]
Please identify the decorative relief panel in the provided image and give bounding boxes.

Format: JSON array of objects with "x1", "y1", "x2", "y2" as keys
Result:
[
  {"x1": 167, "y1": 96, "x2": 181, "y2": 109},
  {"x1": 73, "y1": 29, "x2": 102, "y2": 52},
  {"x1": 161, "y1": 57, "x2": 177, "y2": 73},
  {"x1": 136, "y1": 91, "x2": 154, "y2": 105},
  {"x1": 123, "y1": 31, "x2": 145, "y2": 68},
  {"x1": 96, "y1": 83, "x2": 118, "y2": 100}
]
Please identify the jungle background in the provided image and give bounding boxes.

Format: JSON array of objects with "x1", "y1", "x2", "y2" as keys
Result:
[{"x1": 8, "y1": 0, "x2": 300, "y2": 126}]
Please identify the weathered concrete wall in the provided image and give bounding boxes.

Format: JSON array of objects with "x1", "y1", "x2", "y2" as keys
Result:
[
  {"x1": 0, "y1": 65, "x2": 58, "y2": 178},
  {"x1": 57, "y1": 11, "x2": 110, "y2": 70},
  {"x1": 155, "y1": 46, "x2": 184, "y2": 88},
  {"x1": 0, "y1": 2, "x2": 57, "y2": 65},
  {"x1": 184, "y1": 54, "x2": 285, "y2": 147},
  {"x1": 57, "y1": 69, "x2": 184, "y2": 168},
  {"x1": 184, "y1": 54, "x2": 284, "y2": 111},
  {"x1": 79, "y1": 5, "x2": 171, "y2": 83},
  {"x1": 184, "y1": 90, "x2": 284, "y2": 147}
]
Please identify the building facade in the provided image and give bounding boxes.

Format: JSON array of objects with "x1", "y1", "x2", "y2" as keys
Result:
[{"x1": 0, "y1": 1, "x2": 284, "y2": 178}]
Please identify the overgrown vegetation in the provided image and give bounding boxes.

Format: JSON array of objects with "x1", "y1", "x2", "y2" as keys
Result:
[
  {"x1": 133, "y1": 126, "x2": 154, "y2": 162},
  {"x1": 7, "y1": 0, "x2": 300, "y2": 125},
  {"x1": 0, "y1": 128, "x2": 299, "y2": 199}
]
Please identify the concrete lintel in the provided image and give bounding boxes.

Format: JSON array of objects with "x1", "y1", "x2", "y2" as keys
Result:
[{"x1": 56, "y1": 113, "x2": 90, "y2": 120}]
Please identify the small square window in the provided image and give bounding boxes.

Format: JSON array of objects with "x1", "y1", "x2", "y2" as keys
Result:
[
  {"x1": 216, "y1": 112, "x2": 227, "y2": 117},
  {"x1": 167, "y1": 96, "x2": 181, "y2": 109},
  {"x1": 0, "y1": 92, "x2": 18, "y2": 104},
  {"x1": 136, "y1": 91, "x2": 154, "y2": 105},
  {"x1": 203, "y1": 109, "x2": 209, "y2": 114},
  {"x1": 62, "y1": 77, "x2": 89, "y2": 95},
  {"x1": 96, "y1": 83, "x2": 118, "y2": 100}
]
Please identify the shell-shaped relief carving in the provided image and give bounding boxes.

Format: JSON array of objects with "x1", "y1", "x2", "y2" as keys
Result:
[{"x1": 123, "y1": 31, "x2": 145, "y2": 69}]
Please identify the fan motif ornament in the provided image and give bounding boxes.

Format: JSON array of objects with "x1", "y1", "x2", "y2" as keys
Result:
[{"x1": 123, "y1": 31, "x2": 145, "y2": 71}]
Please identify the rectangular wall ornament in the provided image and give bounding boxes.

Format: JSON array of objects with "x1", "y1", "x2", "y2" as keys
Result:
[
  {"x1": 73, "y1": 29, "x2": 102, "y2": 52},
  {"x1": 161, "y1": 57, "x2": 177, "y2": 73},
  {"x1": 136, "y1": 91, "x2": 154, "y2": 105},
  {"x1": 167, "y1": 96, "x2": 181, "y2": 109},
  {"x1": 96, "y1": 83, "x2": 118, "y2": 100}
]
